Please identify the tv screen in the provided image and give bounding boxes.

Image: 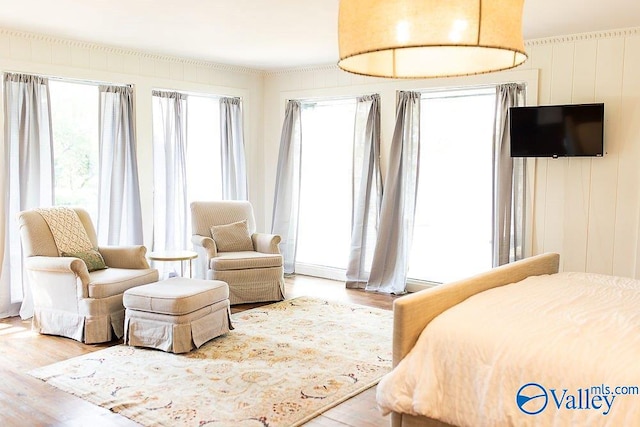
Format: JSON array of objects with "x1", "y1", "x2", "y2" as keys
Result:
[{"x1": 509, "y1": 103, "x2": 604, "y2": 158}]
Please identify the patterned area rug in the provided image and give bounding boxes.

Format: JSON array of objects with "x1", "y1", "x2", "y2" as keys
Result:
[{"x1": 29, "y1": 297, "x2": 392, "y2": 426}]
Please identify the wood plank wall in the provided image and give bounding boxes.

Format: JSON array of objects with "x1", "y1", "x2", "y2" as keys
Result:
[{"x1": 523, "y1": 30, "x2": 640, "y2": 277}]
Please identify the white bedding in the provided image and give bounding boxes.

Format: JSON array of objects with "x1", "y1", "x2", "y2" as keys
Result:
[{"x1": 377, "y1": 272, "x2": 640, "y2": 426}]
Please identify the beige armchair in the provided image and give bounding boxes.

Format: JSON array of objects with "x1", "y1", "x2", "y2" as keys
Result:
[
  {"x1": 191, "y1": 201, "x2": 285, "y2": 305},
  {"x1": 17, "y1": 208, "x2": 159, "y2": 344}
]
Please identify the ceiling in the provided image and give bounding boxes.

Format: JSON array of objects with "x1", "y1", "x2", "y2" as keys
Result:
[{"x1": 0, "y1": 0, "x2": 639, "y2": 70}]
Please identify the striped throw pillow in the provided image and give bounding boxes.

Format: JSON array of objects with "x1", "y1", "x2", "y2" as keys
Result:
[{"x1": 210, "y1": 220, "x2": 254, "y2": 252}]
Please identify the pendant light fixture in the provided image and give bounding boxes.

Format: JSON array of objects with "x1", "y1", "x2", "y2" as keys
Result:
[{"x1": 338, "y1": 0, "x2": 528, "y2": 79}]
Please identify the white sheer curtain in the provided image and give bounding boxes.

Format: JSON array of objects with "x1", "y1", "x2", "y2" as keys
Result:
[
  {"x1": 367, "y1": 91, "x2": 421, "y2": 294},
  {"x1": 97, "y1": 85, "x2": 143, "y2": 245},
  {"x1": 271, "y1": 100, "x2": 302, "y2": 274},
  {"x1": 152, "y1": 91, "x2": 188, "y2": 252},
  {"x1": 346, "y1": 94, "x2": 382, "y2": 289},
  {"x1": 1, "y1": 73, "x2": 54, "y2": 319},
  {"x1": 220, "y1": 97, "x2": 248, "y2": 200},
  {"x1": 493, "y1": 83, "x2": 526, "y2": 266}
]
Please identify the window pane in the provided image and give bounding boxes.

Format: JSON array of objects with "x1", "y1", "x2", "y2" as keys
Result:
[
  {"x1": 408, "y1": 89, "x2": 495, "y2": 283},
  {"x1": 186, "y1": 96, "x2": 222, "y2": 204},
  {"x1": 49, "y1": 81, "x2": 100, "y2": 221},
  {"x1": 151, "y1": 92, "x2": 222, "y2": 275},
  {"x1": 297, "y1": 99, "x2": 356, "y2": 269}
]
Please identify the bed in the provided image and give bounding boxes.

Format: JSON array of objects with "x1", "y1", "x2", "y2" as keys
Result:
[{"x1": 376, "y1": 253, "x2": 640, "y2": 426}]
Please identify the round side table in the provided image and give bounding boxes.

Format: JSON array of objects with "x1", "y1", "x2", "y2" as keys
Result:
[{"x1": 148, "y1": 250, "x2": 198, "y2": 278}]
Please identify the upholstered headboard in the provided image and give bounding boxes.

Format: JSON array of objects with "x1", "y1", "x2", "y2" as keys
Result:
[{"x1": 392, "y1": 252, "x2": 561, "y2": 367}]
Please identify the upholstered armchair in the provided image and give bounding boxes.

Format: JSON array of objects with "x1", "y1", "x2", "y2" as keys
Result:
[
  {"x1": 190, "y1": 201, "x2": 285, "y2": 305},
  {"x1": 17, "y1": 207, "x2": 159, "y2": 344}
]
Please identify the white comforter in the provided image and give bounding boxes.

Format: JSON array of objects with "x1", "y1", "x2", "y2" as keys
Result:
[{"x1": 377, "y1": 272, "x2": 640, "y2": 426}]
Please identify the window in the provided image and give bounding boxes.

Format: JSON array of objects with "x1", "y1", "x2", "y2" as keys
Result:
[
  {"x1": 186, "y1": 95, "x2": 222, "y2": 203},
  {"x1": 151, "y1": 91, "x2": 223, "y2": 252},
  {"x1": 185, "y1": 95, "x2": 222, "y2": 241},
  {"x1": 151, "y1": 91, "x2": 223, "y2": 206},
  {"x1": 408, "y1": 88, "x2": 496, "y2": 283},
  {"x1": 296, "y1": 99, "x2": 357, "y2": 271},
  {"x1": 49, "y1": 81, "x2": 100, "y2": 220}
]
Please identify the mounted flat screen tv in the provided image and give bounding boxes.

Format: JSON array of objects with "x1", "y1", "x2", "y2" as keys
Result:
[{"x1": 509, "y1": 103, "x2": 604, "y2": 158}]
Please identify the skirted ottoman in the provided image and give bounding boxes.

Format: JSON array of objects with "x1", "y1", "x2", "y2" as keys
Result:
[{"x1": 123, "y1": 278, "x2": 232, "y2": 353}]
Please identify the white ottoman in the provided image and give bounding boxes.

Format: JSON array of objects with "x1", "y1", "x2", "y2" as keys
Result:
[{"x1": 123, "y1": 278, "x2": 232, "y2": 353}]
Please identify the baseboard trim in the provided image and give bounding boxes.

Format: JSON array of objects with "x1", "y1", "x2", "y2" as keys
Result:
[{"x1": 294, "y1": 263, "x2": 346, "y2": 282}]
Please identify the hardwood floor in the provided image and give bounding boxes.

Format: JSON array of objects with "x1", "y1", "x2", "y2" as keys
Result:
[{"x1": 0, "y1": 275, "x2": 398, "y2": 427}]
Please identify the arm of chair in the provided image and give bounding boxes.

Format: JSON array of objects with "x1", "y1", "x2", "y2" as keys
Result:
[
  {"x1": 98, "y1": 245, "x2": 150, "y2": 269},
  {"x1": 24, "y1": 256, "x2": 91, "y2": 299},
  {"x1": 192, "y1": 234, "x2": 218, "y2": 258},
  {"x1": 252, "y1": 233, "x2": 281, "y2": 254}
]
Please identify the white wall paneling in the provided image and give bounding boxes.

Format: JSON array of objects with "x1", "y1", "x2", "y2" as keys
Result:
[
  {"x1": 530, "y1": 30, "x2": 639, "y2": 276},
  {"x1": 615, "y1": 35, "x2": 640, "y2": 277},
  {"x1": 585, "y1": 37, "x2": 625, "y2": 275}
]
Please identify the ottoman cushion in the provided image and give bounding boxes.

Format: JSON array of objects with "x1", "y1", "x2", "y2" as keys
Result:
[
  {"x1": 123, "y1": 277, "x2": 232, "y2": 353},
  {"x1": 124, "y1": 277, "x2": 229, "y2": 315}
]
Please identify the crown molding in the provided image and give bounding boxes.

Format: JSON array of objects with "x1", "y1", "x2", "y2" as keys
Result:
[
  {"x1": 3, "y1": 25, "x2": 639, "y2": 77},
  {"x1": 524, "y1": 26, "x2": 640, "y2": 47},
  {"x1": 0, "y1": 27, "x2": 263, "y2": 75},
  {"x1": 263, "y1": 63, "x2": 339, "y2": 77},
  {"x1": 267, "y1": 26, "x2": 640, "y2": 76}
]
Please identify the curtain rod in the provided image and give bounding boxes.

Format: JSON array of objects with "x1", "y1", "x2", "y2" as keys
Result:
[
  {"x1": 289, "y1": 93, "x2": 373, "y2": 104},
  {"x1": 420, "y1": 87, "x2": 497, "y2": 101},
  {"x1": 48, "y1": 75, "x2": 130, "y2": 87},
  {"x1": 418, "y1": 82, "x2": 528, "y2": 98},
  {"x1": 4, "y1": 71, "x2": 129, "y2": 88},
  {"x1": 2, "y1": 70, "x2": 130, "y2": 88},
  {"x1": 153, "y1": 87, "x2": 242, "y2": 101}
]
